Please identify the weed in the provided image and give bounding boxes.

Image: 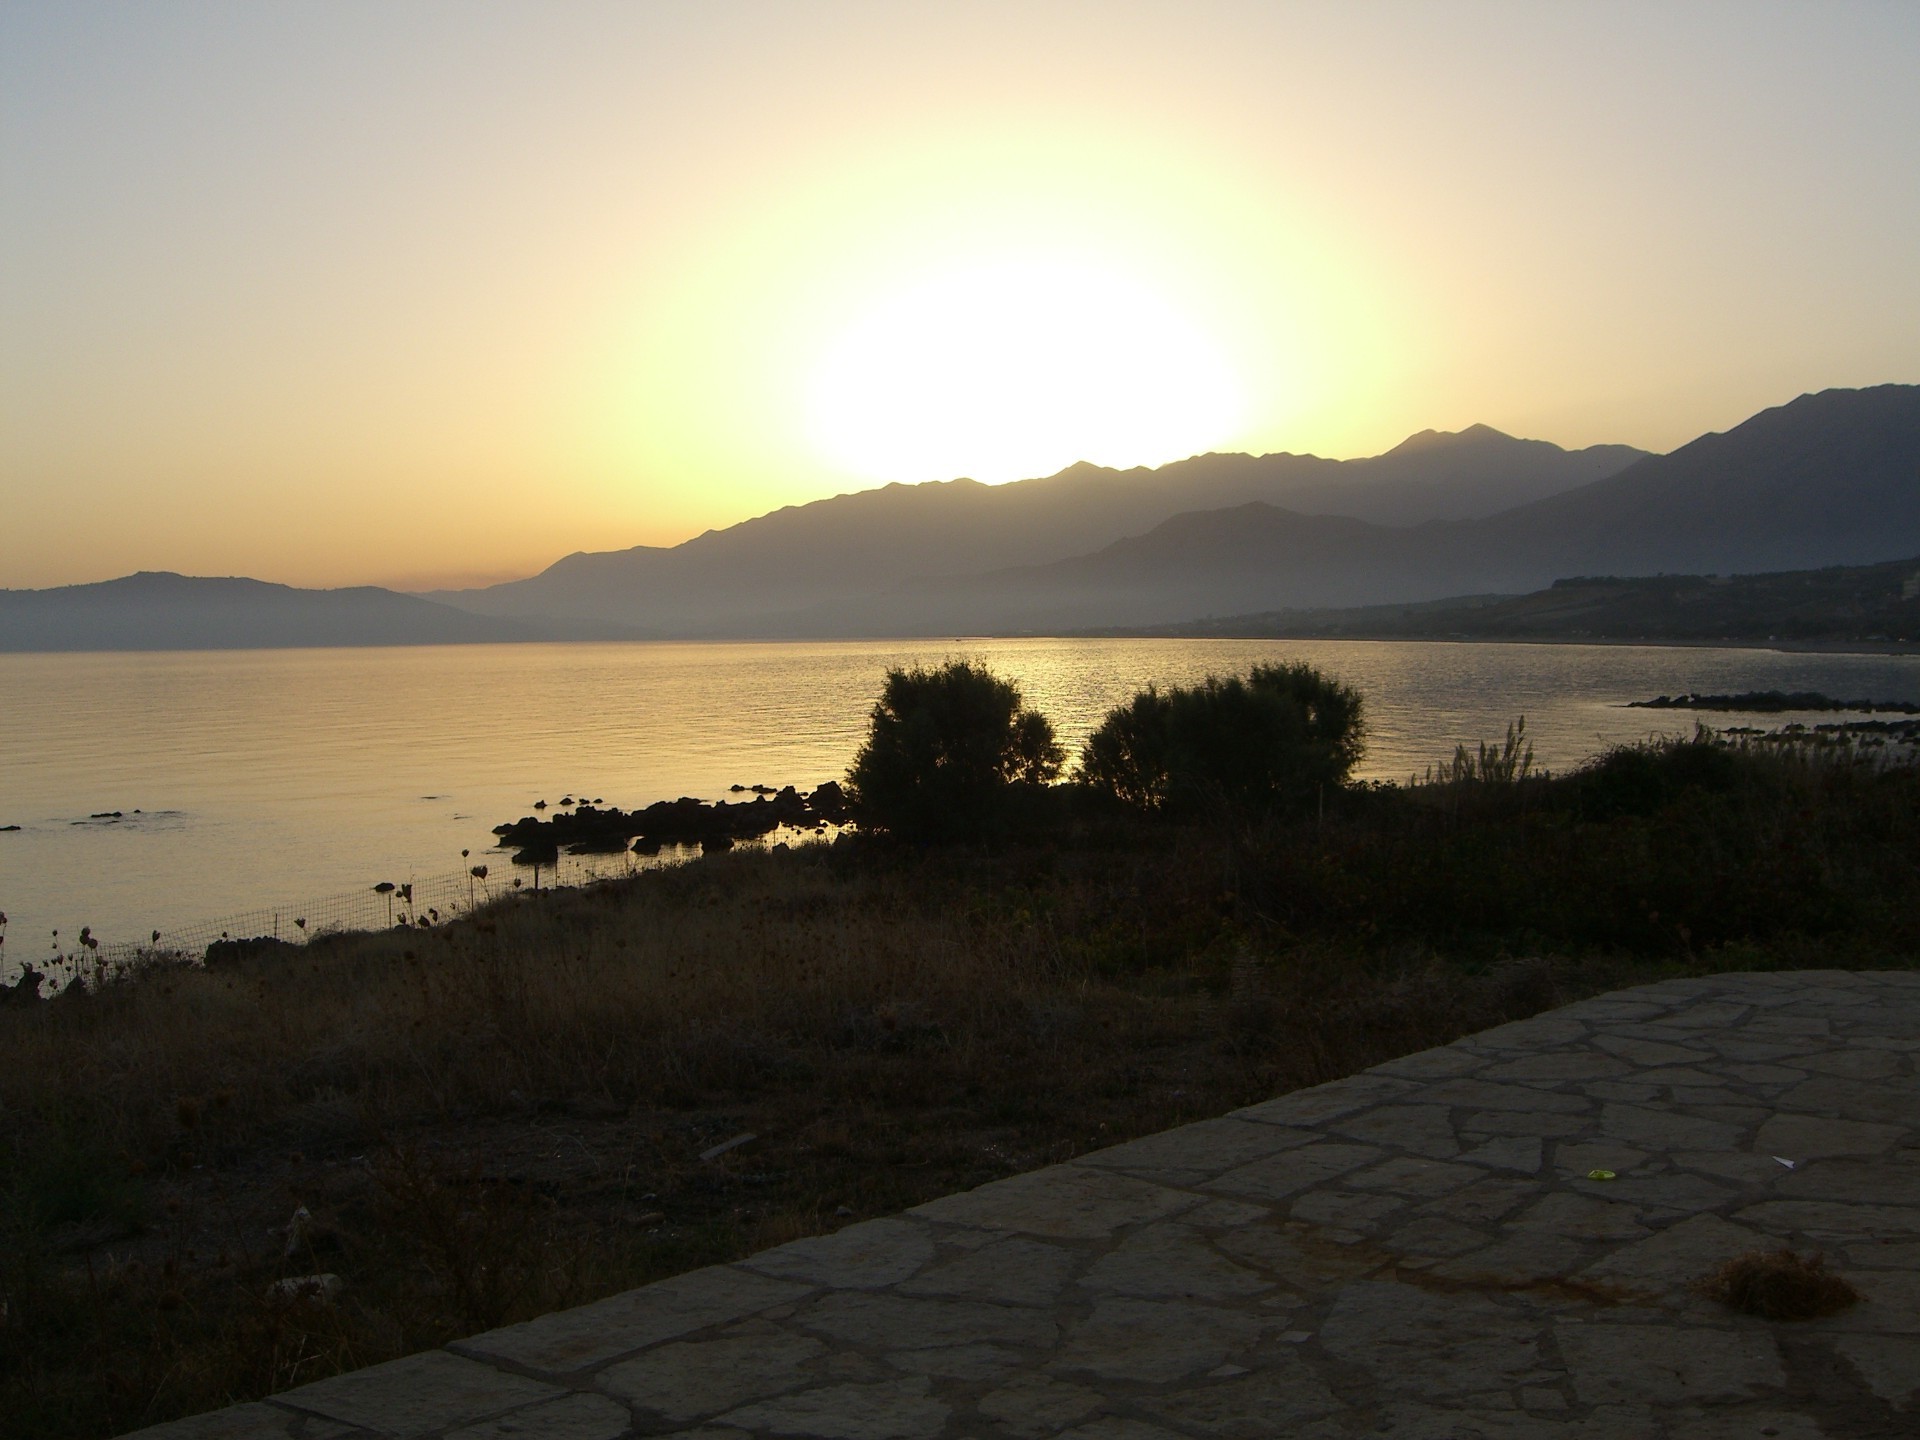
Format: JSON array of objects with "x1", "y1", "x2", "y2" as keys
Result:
[
  {"x1": 1697, "y1": 1249, "x2": 1861, "y2": 1321},
  {"x1": 0, "y1": 735, "x2": 1913, "y2": 1437}
]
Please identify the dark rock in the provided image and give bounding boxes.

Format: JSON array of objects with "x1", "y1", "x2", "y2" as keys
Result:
[
  {"x1": 566, "y1": 836, "x2": 630, "y2": 855},
  {"x1": 495, "y1": 780, "x2": 845, "y2": 863},
  {"x1": 204, "y1": 935, "x2": 301, "y2": 968}
]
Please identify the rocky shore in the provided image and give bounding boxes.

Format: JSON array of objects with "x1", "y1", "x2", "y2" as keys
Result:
[{"x1": 490, "y1": 783, "x2": 850, "y2": 864}]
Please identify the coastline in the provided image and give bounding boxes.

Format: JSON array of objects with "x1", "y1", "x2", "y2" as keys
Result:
[
  {"x1": 1063, "y1": 629, "x2": 1920, "y2": 657},
  {"x1": 5, "y1": 630, "x2": 1919, "y2": 657},
  {"x1": 7, "y1": 636, "x2": 1918, "y2": 965},
  {"x1": 8, "y1": 739, "x2": 1920, "y2": 1438}
]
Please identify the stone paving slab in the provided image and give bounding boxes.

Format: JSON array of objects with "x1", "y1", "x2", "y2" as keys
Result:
[{"x1": 124, "y1": 971, "x2": 1920, "y2": 1439}]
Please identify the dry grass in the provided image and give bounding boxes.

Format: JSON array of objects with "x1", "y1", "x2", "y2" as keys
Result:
[
  {"x1": 6, "y1": 739, "x2": 1914, "y2": 1439},
  {"x1": 0, "y1": 830, "x2": 1563, "y2": 1170},
  {"x1": 1698, "y1": 1249, "x2": 1862, "y2": 1321},
  {"x1": 0, "y1": 829, "x2": 1584, "y2": 1438}
]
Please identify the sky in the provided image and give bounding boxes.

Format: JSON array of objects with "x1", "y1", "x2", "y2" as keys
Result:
[{"x1": 3, "y1": 1, "x2": 1918, "y2": 592}]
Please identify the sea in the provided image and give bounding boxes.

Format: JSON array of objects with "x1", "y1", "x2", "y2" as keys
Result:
[{"x1": 4, "y1": 637, "x2": 1918, "y2": 970}]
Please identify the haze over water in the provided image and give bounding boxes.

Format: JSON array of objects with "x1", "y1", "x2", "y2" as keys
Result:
[{"x1": 4, "y1": 638, "x2": 1918, "y2": 962}]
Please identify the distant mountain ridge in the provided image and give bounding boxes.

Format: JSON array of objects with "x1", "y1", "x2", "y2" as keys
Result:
[
  {"x1": 13, "y1": 386, "x2": 1918, "y2": 648},
  {"x1": 775, "y1": 384, "x2": 1920, "y2": 634},
  {"x1": 0, "y1": 572, "x2": 642, "y2": 651},
  {"x1": 1109, "y1": 553, "x2": 1920, "y2": 647},
  {"x1": 426, "y1": 424, "x2": 1645, "y2": 632},
  {"x1": 1483, "y1": 382, "x2": 1920, "y2": 578}
]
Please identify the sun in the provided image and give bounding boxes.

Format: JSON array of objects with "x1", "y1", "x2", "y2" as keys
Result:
[{"x1": 806, "y1": 254, "x2": 1245, "y2": 484}]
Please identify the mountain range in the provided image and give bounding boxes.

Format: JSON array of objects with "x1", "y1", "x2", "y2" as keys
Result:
[
  {"x1": 811, "y1": 384, "x2": 1920, "y2": 635},
  {"x1": 425, "y1": 424, "x2": 1646, "y2": 633},
  {"x1": 1114, "y1": 553, "x2": 1920, "y2": 646},
  {"x1": 0, "y1": 573, "x2": 632, "y2": 651},
  {"x1": 5, "y1": 384, "x2": 1916, "y2": 649}
]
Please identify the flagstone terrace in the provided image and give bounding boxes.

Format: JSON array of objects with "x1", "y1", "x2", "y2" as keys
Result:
[{"x1": 130, "y1": 969, "x2": 1920, "y2": 1440}]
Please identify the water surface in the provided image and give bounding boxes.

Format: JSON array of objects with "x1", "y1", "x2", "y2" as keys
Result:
[{"x1": 3, "y1": 638, "x2": 1916, "y2": 957}]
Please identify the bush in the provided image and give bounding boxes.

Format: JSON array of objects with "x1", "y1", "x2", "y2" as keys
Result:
[
  {"x1": 1571, "y1": 731, "x2": 1745, "y2": 820},
  {"x1": 845, "y1": 661, "x2": 1063, "y2": 840},
  {"x1": 1078, "y1": 662, "x2": 1364, "y2": 817},
  {"x1": 1074, "y1": 686, "x2": 1177, "y2": 811},
  {"x1": 1423, "y1": 717, "x2": 1536, "y2": 788}
]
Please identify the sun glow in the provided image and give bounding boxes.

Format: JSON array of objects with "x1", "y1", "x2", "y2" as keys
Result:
[{"x1": 807, "y1": 256, "x2": 1246, "y2": 485}]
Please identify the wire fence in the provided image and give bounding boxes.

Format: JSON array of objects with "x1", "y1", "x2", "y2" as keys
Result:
[{"x1": 2, "y1": 840, "x2": 739, "y2": 997}]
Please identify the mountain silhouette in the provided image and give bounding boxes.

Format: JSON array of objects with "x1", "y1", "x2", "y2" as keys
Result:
[
  {"x1": 1121, "y1": 552, "x2": 1920, "y2": 646},
  {"x1": 427, "y1": 426, "x2": 1642, "y2": 631},
  {"x1": 1484, "y1": 383, "x2": 1920, "y2": 577},
  {"x1": 14, "y1": 386, "x2": 1914, "y2": 647},
  {"x1": 0, "y1": 572, "x2": 644, "y2": 651},
  {"x1": 776, "y1": 384, "x2": 1920, "y2": 634}
]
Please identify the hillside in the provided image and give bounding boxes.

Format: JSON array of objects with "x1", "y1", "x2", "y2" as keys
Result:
[
  {"x1": 15, "y1": 387, "x2": 1915, "y2": 647},
  {"x1": 427, "y1": 426, "x2": 1642, "y2": 631},
  {"x1": 1482, "y1": 382, "x2": 1920, "y2": 577},
  {"x1": 0, "y1": 573, "x2": 643, "y2": 651},
  {"x1": 768, "y1": 504, "x2": 1471, "y2": 635},
  {"x1": 828, "y1": 385, "x2": 1920, "y2": 635},
  {"x1": 1115, "y1": 554, "x2": 1920, "y2": 647}
]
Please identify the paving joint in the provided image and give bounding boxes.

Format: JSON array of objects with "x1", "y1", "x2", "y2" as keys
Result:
[{"x1": 125, "y1": 970, "x2": 1920, "y2": 1438}]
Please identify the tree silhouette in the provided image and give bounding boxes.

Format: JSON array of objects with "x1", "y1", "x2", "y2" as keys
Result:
[
  {"x1": 1078, "y1": 662, "x2": 1364, "y2": 817},
  {"x1": 847, "y1": 661, "x2": 1062, "y2": 840}
]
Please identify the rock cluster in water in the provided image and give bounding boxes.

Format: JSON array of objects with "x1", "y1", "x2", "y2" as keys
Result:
[
  {"x1": 491, "y1": 782, "x2": 849, "y2": 864},
  {"x1": 1630, "y1": 690, "x2": 1920, "y2": 713}
]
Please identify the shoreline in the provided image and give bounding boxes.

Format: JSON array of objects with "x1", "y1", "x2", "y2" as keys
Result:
[
  {"x1": 7, "y1": 737, "x2": 1919, "y2": 1437},
  {"x1": 4, "y1": 631, "x2": 1919, "y2": 658},
  {"x1": 1064, "y1": 630, "x2": 1920, "y2": 657},
  {"x1": 7, "y1": 636, "x2": 1917, "y2": 968}
]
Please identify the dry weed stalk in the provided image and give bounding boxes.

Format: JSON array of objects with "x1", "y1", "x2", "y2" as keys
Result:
[{"x1": 1697, "y1": 1248, "x2": 1861, "y2": 1321}]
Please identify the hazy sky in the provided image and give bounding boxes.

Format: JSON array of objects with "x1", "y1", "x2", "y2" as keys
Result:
[{"x1": 4, "y1": 1, "x2": 1917, "y2": 590}]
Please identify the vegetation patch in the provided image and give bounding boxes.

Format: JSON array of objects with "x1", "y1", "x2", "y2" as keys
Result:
[
  {"x1": 4, "y1": 666, "x2": 1916, "y2": 1438},
  {"x1": 1698, "y1": 1249, "x2": 1862, "y2": 1321}
]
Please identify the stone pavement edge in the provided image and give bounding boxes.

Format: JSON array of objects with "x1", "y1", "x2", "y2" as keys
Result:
[{"x1": 122, "y1": 970, "x2": 1920, "y2": 1440}]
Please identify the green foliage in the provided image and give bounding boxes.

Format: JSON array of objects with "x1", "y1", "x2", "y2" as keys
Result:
[
  {"x1": 1570, "y1": 727, "x2": 1744, "y2": 819},
  {"x1": 1424, "y1": 716, "x2": 1536, "y2": 787},
  {"x1": 1246, "y1": 734, "x2": 1920, "y2": 957},
  {"x1": 1076, "y1": 685, "x2": 1176, "y2": 810},
  {"x1": 845, "y1": 660, "x2": 1063, "y2": 840},
  {"x1": 1078, "y1": 662, "x2": 1366, "y2": 817},
  {"x1": 2, "y1": 1101, "x2": 143, "y2": 1235}
]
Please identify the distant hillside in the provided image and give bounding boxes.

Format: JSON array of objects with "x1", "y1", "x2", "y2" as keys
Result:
[
  {"x1": 774, "y1": 504, "x2": 1470, "y2": 635},
  {"x1": 1289, "y1": 423, "x2": 1646, "y2": 521},
  {"x1": 1111, "y1": 554, "x2": 1920, "y2": 647},
  {"x1": 1482, "y1": 383, "x2": 1920, "y2": 578},
  {"x1": 813, "y1": 384, "x2": 1920, "y2": 635},
  {"x1": 0, "y1": 573, "x2": 643, "y2": 651},
  {"x1": 428, "y1": 426, "x2": 1643, "y2": 631},
  {"x1": 16, "y1": 386, "x2": 1913, "y2": 648}
]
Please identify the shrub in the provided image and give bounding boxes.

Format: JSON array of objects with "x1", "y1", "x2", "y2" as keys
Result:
[
  {"x1": 1075, "y1": 685, "x2": 1176, "y2": 811},
  {"x1": 1423, "y1": 717, "x2": 1536, "y2": 787},
  {"x1": 1697, "y1": 1249, "x2": 1859, "y2": 1320},
  {"x1": 1078, "y1": 662, "x2": 1365, "y2": 817},
  {"x1": 845, "y1": 661, "x2": 1063, "y2": 840},
  {"x1": 1572, "y1": 730, "x2": 1746, "y2": 820}
]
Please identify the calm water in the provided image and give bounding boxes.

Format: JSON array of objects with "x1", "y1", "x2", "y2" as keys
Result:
[{"x1": 4, "y1": 638, "x2": 1918, "y2": 958}]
